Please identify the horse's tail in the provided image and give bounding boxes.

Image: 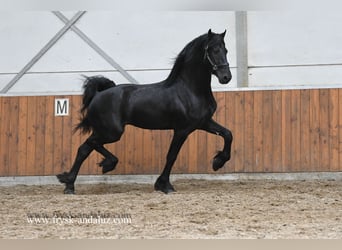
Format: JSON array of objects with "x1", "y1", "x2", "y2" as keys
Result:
[{"x1": 75, "y1": 75, "x2": 116, "y2": 134}]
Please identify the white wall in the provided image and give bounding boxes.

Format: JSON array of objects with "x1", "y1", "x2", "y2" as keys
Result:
[
  {"x1": 247, "y1": 11, "x2": 342, "y2": 88},
  {"x1": 0, "y1": 11, "x2": 236, "y2": 95},
  {"x1": 1, "y1": 11, "x2": 342, "y2": 95}
]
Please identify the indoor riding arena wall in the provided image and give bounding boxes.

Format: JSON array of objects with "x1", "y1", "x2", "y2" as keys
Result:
[{"x1": 1, "y1": 88, "x2": 341, "y2": 177}]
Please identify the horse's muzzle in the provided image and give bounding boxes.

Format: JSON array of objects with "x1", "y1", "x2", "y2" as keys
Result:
[{"x1": 219, "y1": 75, "x2": 232, "y2": 84}]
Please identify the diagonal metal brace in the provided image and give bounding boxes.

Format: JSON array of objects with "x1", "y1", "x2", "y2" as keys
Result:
[
  {"x1": 0, "y1": 11, "x2": 86, "y2": 93},
  {"x1": 53, "y1": 11, "x2": 139, "y2": 85}
]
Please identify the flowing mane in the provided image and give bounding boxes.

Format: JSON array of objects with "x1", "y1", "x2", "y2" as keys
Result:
[{"x1": 165, "y1": 33, "x2": 208, "y2": 84}]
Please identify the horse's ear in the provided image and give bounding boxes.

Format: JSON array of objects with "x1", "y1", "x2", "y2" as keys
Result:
[
  {"x1": 221, "y1": 29, "x2": 227, "y2": 38},
  {"x1": 208, "y1": 29, "x2": 213, "y2": 39}
]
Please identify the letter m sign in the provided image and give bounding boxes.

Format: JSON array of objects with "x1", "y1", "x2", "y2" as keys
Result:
[{"x1": 55, "y1": 98, "x2": 69, "y2": 116}]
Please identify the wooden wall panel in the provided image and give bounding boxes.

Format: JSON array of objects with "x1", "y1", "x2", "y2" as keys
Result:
[
  {"x1": 17, "y1": 97, "x2": 28, "y2": 175},
  {"x1": 339, "y1": 89, "x2": 342, "y2": 170},
  {"x1": 329, "y1": 89, "x2": 340, "y2": 171},
  {"x1": 0, "y1": 88, "x2": 342, "y2": 177},
  {"x1": 300, "y1": 89, "x2": 311, "y2": 171},
  {"x1": 44, "y1": 96, "x2": 54, "y2": 175},
  {"x1": 253, "y1": 91, "x2": 264, "y2": 172},
  {"x1": 1, "y1": 98, "x2": 10, "y2": 176},
  {"x1": 272, "y1": 90, "x2": 283, "y2": 171}
]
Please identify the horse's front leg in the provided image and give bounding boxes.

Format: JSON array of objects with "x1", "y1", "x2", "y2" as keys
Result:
[
  {"x1": 155, "y1": 130, "x2": 190, "y2": 194},
  {"x1": 201, "y1": 119, "x2": 233, "y2": 171}
]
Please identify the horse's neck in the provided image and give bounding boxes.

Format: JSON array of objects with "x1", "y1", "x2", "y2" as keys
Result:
[{"x1": 180, "y1": 63, "x2": 213, "y2": 95}]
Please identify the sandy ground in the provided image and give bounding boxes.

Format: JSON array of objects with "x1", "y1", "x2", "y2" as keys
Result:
[{"x1": 0, "y1": 179, "x2": 341, "y2": 239}]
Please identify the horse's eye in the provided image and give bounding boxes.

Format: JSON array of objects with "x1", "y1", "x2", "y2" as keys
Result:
[{"x1": 213, "y1": 48, "x2": 220, "y2": 54}]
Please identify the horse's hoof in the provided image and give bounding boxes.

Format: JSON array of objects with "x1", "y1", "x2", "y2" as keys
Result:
[
  {"x1": 213, "y1": 156, "x2": 225, "y2": 171},
  {"x1": 164, "y1": 187, "x2": 176, "y2": 194},
  {"x1": 155, "y1": 186, "x2": 176, "y2": 194},
  {"x1": 56, "y1": 172, "x2": 70, "y2": 184},
  {"x1": 99, "y1": 158, "x2": 118, "y2": 174},
  {"x1": 212, "y1": 151, "x2": 230, "y2": 171},
  {"x1": 63, "y1": 188, "x2": 75, "y2": 195},
  {"x1": 154, "y1": 177, "x2": 176, "y2": 194}
]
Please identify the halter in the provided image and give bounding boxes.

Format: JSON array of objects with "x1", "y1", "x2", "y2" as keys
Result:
[{"x1": 204, "y1": 45, "x2": 229, "y2": 71}]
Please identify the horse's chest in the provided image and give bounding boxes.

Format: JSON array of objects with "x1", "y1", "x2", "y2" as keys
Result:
[{"x1": 187, "y1": 98, "x2": 217, "y2": 121}]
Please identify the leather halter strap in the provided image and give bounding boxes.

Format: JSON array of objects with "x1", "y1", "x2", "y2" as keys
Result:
[{"x1": 204, "y1": 45, "x2": 229, "y2": 71}]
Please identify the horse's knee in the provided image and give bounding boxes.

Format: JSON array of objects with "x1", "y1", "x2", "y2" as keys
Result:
[{"x1": 223, "y1": 129, "x2": 233, "y2": 143}]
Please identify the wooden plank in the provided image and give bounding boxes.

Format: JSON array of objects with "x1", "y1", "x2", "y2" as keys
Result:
[
  {"x1": 197, "y1": 130, "x2": 208, "y2": 173},
  {"x1": 319, "y1": 89, "x2": 330, "y2": 171},
  {"x1": 187, "y1": 130, "x2": 198, "y2": 173},
  {"x1": 17, "y1": 97, "x2": 28, "y2": 175},
  {"x1": 8, "y1": 97, "x2": 19, "y2": 175},
  {"x1": 152, "y1": 130, "x2": 164, "y2": 174},
  {"x1": 339, "y1": 89, "x2": 342, "y2": 171},
  {"x1": 243, "y1": 91, "x2": 254, "y2": 172},
  {"x1": 26, "y1": 96, "x2": 37, "y2": 175},
  {"x1": 300, "y1": 89, "x2": 311, "y2": 171},
  {"x1": 53, "y1": 97, "x2": 64, "y2": 175},
  {"x1": 272, "y1": 90, "x2": 283, "y2": 172},
  {"x1": 233, "y1": 92, "x2": 245, "y2": 172},
  {"x1": 133, "y1": 128, "x2": 144, "y2": 174},
  {"x1": 281, "y1": 90, "x2": 292, "y2": 172},
  {"x1": 123, "y1": 125, "x2": 135, "y2": 174},
  {"x1": 44, "y1": 96, "x2": 54, "y2": 175},
  {"x1": 290, "y1": 90, "x2": 301, "y2": 171},
  {"x1": 62, "y1": 98, "x2": 72, "y2": 175},
  {"x1": 329, "y1": 89, "x2": 339, "y2": 171},
  {"x1": 151, "y1": 130, "x2": 160, "y2": 175},
  {"x1": 253, "y1": 91, "x2": 264, "y2": 172},
  {"x1": 34, "y1": 96, "x2": 46, "y2": 175},
  {"x1": 0, "y1": 98, "x2": 10, "y2": 176},
  {"x1": 0, "y1": 98, "x2": 3, "y2": 175},
  {"x1": 116, "y1": 128, "x2": 129, "y2": 174},
  {"x1": 262, "y1": 90, "x2": 273, "y2": 172},
  {"x1": 310, "y1": 89, "x2": 321, "y2": 171},
  {"x1": 142, "y1": 129, "x2": 153, "y2": 173}
]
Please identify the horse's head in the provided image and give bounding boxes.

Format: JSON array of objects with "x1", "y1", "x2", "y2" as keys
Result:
[{"x1": 205, "y1": 29, "x2": 232, "y2": 84}]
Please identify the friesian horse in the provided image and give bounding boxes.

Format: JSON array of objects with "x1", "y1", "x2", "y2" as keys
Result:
[{"x1": 57, "y1": 29, "x2": 233, "y2": 194}]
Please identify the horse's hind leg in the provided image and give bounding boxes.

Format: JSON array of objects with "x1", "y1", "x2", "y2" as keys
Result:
[
  {"x1": 86, "y1": 129, "x2": 122, "y2": 174},
  {"x1": 57, "y1": 139, "x2": 94, "y2": 194},
  {"x1": 56, "y1": 132, "x2": 119, "y2": 193},
  {"x1": 92, "y1": 144, "x2": 118, "y2": 174}
]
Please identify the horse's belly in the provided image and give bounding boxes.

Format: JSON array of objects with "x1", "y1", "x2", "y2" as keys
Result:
[{"x1": 127, "y1": 110, "x2": 186, "y2": 130}]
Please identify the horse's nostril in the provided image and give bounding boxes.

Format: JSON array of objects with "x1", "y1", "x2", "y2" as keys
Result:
[
  {"x1": 223, "y1": 75, "x2": 231, "y2": 82},
  {"x1": 220, "y1": 75, "x2": 231, "y2": 84}
]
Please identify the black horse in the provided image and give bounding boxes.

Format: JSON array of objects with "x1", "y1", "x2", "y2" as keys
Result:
[{"x1": 57, "y1": 29, "x2": 233, "y2": 194}]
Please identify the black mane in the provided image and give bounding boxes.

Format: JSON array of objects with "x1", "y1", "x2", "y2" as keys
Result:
[{"x1": 165, "y1": 33, "x2": 208, "y2": 84}]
